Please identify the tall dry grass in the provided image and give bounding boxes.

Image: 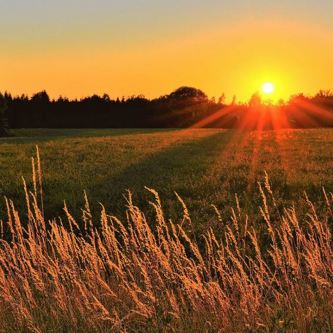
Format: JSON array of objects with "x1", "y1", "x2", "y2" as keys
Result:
[{"x1": 0, "y1": 149, "x2": 332, "y2": 332}]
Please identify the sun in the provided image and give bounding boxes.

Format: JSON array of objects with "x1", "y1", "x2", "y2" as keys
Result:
[{"x1": 261, "y1": 82, "x2": 275, "y2": 95}]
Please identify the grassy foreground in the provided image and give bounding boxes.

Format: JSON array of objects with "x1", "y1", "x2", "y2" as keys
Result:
[
  {"x1": 0, "y1": 128, "x2": 333, "y2": 234},
  {"x1": 0, "y1": 149, "x2": 332, "y2": 332}
]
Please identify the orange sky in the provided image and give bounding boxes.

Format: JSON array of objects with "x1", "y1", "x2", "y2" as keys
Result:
[{"x1": 1, "y1": 1, "x2": 333, "y2": 102}]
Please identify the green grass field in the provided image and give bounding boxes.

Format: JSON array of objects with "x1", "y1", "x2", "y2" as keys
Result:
[
  {"x1": 0, "y1": 128, "x2": 332, "y2": 233},
  {"x1": 1, "y1": 128, "x2": 333, "y2": 332}
]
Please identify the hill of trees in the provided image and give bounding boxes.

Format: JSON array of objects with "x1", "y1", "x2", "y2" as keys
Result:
[{"x1": 1, "y1": 87, "x2": 333, "y2": 131}]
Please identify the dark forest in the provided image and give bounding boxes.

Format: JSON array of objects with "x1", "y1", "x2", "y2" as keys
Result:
[{"x1": 1, "y1": 87, "x2": 333, "y2": 130}]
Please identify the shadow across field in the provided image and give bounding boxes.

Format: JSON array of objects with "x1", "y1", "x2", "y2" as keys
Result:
[
  {"x1": 80, "y1": 129, "x2": 333, "y2": 234},
  {"x1": 2, "y1": 128, "x2": 333, "y2": 237},
  {"x1": 82, "y1": 130, "x2": 233, "y2": 229}
]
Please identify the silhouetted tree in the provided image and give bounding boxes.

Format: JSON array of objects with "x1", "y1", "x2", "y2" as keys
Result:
[
  {"x1": 218, "y1": 93, "x2": 226, "y2": 104},
  {"x1": 31, "y1": 91, "x2": 50, "y2": 105},
  {"x1": 316, "y1": 90, "x2": 333, "y2": 98},
  {"x1": 249, "y1": 92, "x2": 262, "y2": 108},
  {"x1": 168, "y1": 86, "x2": 207, "y2": 102},
  {"x1": 0, "y1": 94, "x2": 9, "y2": 136},
  {"x1": 1, "y1": 87, "x2": 333, "y2": 130}
]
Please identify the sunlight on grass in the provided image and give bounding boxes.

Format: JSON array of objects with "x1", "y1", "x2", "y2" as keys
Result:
[{"x1": 0, "y1": 148, "x2": 332, "y2": 332}]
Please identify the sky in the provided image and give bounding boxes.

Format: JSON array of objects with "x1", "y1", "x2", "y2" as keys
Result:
[{"x1": 1, "y1": 0, "x2": 333, "y2": 102}]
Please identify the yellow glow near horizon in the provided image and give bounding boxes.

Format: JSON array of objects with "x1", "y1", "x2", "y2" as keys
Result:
[
  {"x1": 249, "y1": 70, "x2": 292, "y2": 103},
  {"x1": 1, "y1": 19, "x2": 332, "y2": 102},
  {"x1": 262, "y1": 82, "x2": 275, "y2": 95}
]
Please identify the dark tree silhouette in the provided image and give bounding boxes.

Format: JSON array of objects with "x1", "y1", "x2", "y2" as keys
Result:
[
  {"x1": 0, "y1": 94, "x2": 9, "y2": 136},
  {"x1": 169, "y1": 87, "x2": 207, "y2": 100},
  {"x1": 31, "y1": 91, "x2": 50, "y2": 104},
  {"x1": 249, "y1": 92, "x2": 262, "y2": 108},
  {"x1": 218, "y1": 93, "x2": 226, "y2": 105},
  {"x1": 1, "y1": 87, "x2": 333, "y2": 130}
]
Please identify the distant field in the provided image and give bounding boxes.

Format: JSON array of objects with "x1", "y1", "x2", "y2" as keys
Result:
[{"x1": 0, "y1": 128, "x2": 332, "y2": 233}]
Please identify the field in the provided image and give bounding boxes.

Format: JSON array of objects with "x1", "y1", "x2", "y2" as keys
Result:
[
  {"x1": 0, "y1": 128, "x2": 332, "y2": 232},
  {"x1": 0, "y1": 128, "x2": 333, "y2": 332}
]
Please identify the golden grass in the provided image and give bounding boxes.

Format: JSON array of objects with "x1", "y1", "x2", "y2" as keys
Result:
[{"x1": 0, "y1": 148, "x2": 332, "y2": 332}]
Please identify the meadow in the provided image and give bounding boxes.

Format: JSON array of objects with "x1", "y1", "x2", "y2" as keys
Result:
[
  {"x1": 0, "y1": 128, "x2": 333, "y2": 332},
  {"x1": 0, "y1": 128, "x2": 332, "y2": 233}
]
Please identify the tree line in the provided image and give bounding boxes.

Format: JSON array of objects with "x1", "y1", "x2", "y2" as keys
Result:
[{"x1": 0, "y1": 87, "x2": 333, "y2": 134}]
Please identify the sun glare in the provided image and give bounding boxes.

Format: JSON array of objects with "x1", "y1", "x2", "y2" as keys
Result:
[{"x1": 262, "y1": 82, "x2": 275, "y2": 95}]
